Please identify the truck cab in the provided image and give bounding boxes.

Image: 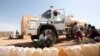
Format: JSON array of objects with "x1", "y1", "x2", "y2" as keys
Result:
[{"x1": 40, "y1": 6, "x2": 66, "y2": 34}]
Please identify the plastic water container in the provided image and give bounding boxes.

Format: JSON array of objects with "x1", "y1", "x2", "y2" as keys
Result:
[
  {"x1": 10, "y1": 48, "x2": 17, "y2": 56},
  {"x1": 72, "y1": 45, "x2": 83, "y2": 56},
  {"x1": 26, "y1": 47, "x2": 36, "y2": 56},
  {"x1": 80, "y1": 44, "x2": 92, "y2": 56},
  {"x1": 50, "y1": 47, "x2": 58, "y2": 56},
  {"x1": 6, "y1": 46, "x2": 16, "y2": 56},
  {"x1": 91, "y1": 44, "x2": 99, "y2": 56},
  {"x1": 32, "y1": 48, "x2": 42, "y2": 56},
  {"x1": 0, "y1": 46, "x2": 11, "y2": 56},
  {"x1": 96, "y1": 43, "x2": 100, "y2": 54},
  {"x1": 65, "y1": 46, "x2": 76, "y2": 56},
  {"x1": 58, "y1": 47, "x2": 68, "y2": 56},
  {"x1": 16, "y1": 47, "x2": 29, "y2": 56},
  {"x1": 42, "y1": 47, "x2": 50, "y2": 56}
]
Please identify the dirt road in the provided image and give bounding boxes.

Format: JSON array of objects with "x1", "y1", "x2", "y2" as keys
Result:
[{"x1": 0, "y1": 35, "x2": 95, "y2": 48}]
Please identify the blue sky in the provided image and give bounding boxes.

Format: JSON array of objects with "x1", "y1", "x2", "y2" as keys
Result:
[{"x1": 0, "y1": 0, "x2": 100, "y2": 32}]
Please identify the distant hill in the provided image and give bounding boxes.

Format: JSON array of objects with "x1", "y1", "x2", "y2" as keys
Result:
[{"x1": 0, "y1": 31, "x2": 14, "y2": 37}]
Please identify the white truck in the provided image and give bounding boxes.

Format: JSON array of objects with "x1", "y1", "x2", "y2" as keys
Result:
[{"x1": 21, "y1": 6, "x2": 86, "y2": 43}]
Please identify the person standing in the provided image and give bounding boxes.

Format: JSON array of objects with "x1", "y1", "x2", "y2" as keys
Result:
[
  {"x1": 73, "y1": 22, "x2": 83, "y2": 43},
  {"x1": 16, "y1": 30, "x2": 19, "y2": 38},
  {"x1": 83, "y1": 24, "x2": 88, "y2": 37}
]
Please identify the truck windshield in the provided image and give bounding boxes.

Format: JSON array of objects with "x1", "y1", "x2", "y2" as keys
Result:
[{"x1": 41, "y1": 10, "x2": 59, "y2": 19}]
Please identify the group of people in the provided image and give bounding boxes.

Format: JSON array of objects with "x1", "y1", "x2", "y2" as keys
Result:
[
  {"x1": 84, "y1": 24, "x2": 100, "y2": 41},
  {"x1": 72, "y1": 22, "x2": 100, "y2": 43}
]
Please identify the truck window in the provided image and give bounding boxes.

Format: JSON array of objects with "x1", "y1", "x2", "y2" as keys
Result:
[
  {"x1": 41, "y1": 10, "x2": 59, "y2": 19},
  {"x1": 54, "y1": 14, "x2": 65, "y2": 23},
  {"x1": 42, "y1": 10, "x2": 51, "y2": 19}
]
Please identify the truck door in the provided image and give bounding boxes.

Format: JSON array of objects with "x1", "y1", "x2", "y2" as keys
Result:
[{"x1": 53, "y1": 10, "x2": 65, "y2": 30}]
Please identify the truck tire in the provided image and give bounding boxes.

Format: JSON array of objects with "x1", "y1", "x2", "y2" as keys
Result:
[{"x1": 40, "y1": 29, "x2": 58, "y2": 44}]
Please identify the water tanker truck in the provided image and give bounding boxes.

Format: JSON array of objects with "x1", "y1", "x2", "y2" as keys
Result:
[{"x1": 21, "y1": 6, "x2": 86, "y2": 43}]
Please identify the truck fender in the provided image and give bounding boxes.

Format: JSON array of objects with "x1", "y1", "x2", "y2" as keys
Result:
[{"x1": 37, "y1": 24, "x2": 58, "y2": 38}]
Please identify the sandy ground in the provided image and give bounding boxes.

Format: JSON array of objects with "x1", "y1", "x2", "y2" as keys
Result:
[
  {"x1": 0, "y1": 35, "x2": 96, "y2": 48},
  {"x1": 0, "y1": 37, "x2": 32, "y2": 46}
]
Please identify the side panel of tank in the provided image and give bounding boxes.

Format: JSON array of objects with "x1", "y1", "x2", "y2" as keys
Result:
[{"x1": 21, "y1": 16, "x2": 39, "y2": 35}]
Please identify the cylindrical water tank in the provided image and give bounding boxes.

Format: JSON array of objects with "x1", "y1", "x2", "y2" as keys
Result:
[{"x1": 65, "y1": 16, "x2": 87, "y2": 28}]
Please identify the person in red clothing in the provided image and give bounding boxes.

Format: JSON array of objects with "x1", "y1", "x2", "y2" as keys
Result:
[{"x1": 73, "y1": 22, "x2": 83, "y2": 43}]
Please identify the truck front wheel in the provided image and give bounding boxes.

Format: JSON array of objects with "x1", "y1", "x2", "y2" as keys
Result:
[{"x1": 40, "y1": 29, "x2": 58, "y2": 45}]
